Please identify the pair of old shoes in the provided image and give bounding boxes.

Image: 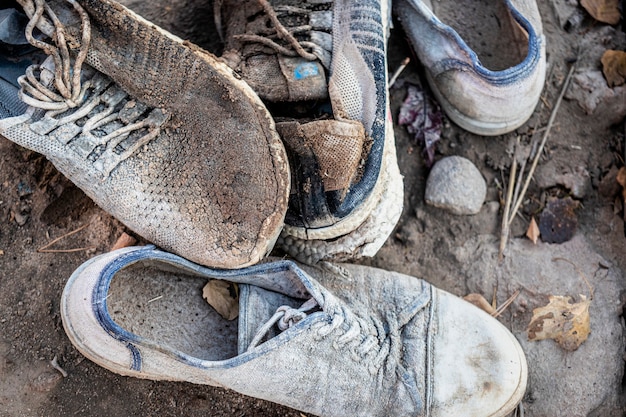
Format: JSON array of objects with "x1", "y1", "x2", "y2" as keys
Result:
[
  {"x1": 0, "y1": 0, "x2": 403, "y2": 269},
  {"x1": 0, "y1": 0, "x2": 544, "y2": 416}
]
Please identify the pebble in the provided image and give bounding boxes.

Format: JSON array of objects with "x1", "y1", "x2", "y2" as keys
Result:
[{"x1": 425, "y1": 156, "x2": 486, "y2": 215}]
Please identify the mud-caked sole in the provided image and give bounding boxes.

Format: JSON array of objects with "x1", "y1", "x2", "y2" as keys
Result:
[{"x1": 2, "y1": 0, "x2": 290, "y2": 269}]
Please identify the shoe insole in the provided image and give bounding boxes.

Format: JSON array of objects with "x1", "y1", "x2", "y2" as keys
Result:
[
  {"x1": 108, "y1": 263, "x2": 239, "y2": 361},
  {"x1": 432, "y1": 0, "x2": 529, "y2": 71}
]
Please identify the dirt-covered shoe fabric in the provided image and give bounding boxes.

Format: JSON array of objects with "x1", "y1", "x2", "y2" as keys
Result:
[
  {"x1": 0, "y1": 0, "x2": 289, "y2": 269},
  {"x1": 217, "y1": 0, "x2": 403, "y2": 264},
  {"x1": 62, "y1": 245, "x2": 528, "y2": 417},
  {"x1": 395, "y1": 0, "x2": 546, "y2": 136},
  {"x1": 218, "y1": 0, "x2": 330, "y2": 102}
]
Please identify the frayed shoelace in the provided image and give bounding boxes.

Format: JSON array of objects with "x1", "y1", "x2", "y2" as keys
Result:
[
  {"x1": 247, "y1": 296, "x2": 391, "y2": 374},
  {"x1": 14, "y1": 0, "x2": 168, "y2": 176},
  {"x1": 216, "y1": 0, "x2": 331, "y2": 68}
]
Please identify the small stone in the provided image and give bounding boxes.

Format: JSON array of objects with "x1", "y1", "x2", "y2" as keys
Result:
[
  {"x1": 14, "y1": 212, "x2": 28, "y2": 226},
  {"x1": 425, "y1": 156, "x2": 486, "y2": 215}
]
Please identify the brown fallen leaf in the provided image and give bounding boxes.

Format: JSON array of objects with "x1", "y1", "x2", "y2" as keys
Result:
[
  {"x1": 601, "y1": 50, "x2": 626, "y2": 87},
  {"x1": 111, "y1": 232, "x2": 137, "y2": 251},
  {"x1": 580, "y1": 0, "x2": 621, "y2": 24},
  {"x1": 202, "y1": 280, "x2": 239, "y2": 321},
  {"x1": 527, "y1": 295, "x2": 591, "y2": 351},
  {"x1": 617, "y1": 166, "x2": 626, "y2": 189},
  {"x1": 463, "y1": 293, "x2": 496, "y2": 315},
  {"x1": 526, "y1": 217, "x2": 540, "y2": 244}
]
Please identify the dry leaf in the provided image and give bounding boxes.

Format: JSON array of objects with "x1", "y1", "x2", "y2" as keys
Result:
[
  {"x1": 202, "y1": 280, "x2": 239, "y2": 321},
  {"x1": 539, "y1": 197, "x2": 579, "y2": 244},
  {"x1": 0, "y1": 249, "x2": 4, "y2": 255},
  {"x1": 527, "y1": 295, "x2": 591, "y2": 351},
  {"x1": 617, "y1": 166, "x2": 626, "y2": 188},
  {"x1": 111, "y1": 232, "x2": 137, "y2": 251},
  {"x1": 526, "y1": 217, "x2": 540, "y2": 244},
  {"x1": 601, "y1": 50, "x2": 626, "y2": 87},
  {"x1": 463, "y1": 293, "x2": 496, "y2": 315},
  {"x1": 580, "y1": 0, "x2": 621, "y2": 24}
]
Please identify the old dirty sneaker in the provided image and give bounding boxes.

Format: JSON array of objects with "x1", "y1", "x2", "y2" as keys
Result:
[
  {"x1": 62, "y1": 245, "x2": 528, "y2": 417},
  {"x1": 394, "y1": 0, "x2": 546, "y2": 136},
  {"x1": 0, "y1": 0, "x2": 289, "y2": 269},
  {"x1": 216, "y1": 0, "x2": 404, "y2": 265}
]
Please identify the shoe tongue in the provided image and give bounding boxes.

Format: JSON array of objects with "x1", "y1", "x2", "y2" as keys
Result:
[{"x1": 237, "y1": 284, "x2": 304, "y2": 354}]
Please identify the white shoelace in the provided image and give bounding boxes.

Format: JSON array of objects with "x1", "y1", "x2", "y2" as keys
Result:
[{"x1": 16, "y1": 0, "x2": 168, "y2": 176}]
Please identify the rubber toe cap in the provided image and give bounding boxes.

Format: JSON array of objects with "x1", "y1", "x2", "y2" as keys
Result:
[{"x1": 429, "y1": 290, "x2": 527, "y2": 416}]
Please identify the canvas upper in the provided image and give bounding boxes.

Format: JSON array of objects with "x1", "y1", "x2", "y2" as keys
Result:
[{"x1": 62, "y1": 245, "x2": 527, "y2": 417}]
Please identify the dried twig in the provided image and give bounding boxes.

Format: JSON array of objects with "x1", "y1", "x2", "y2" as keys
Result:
[
  {"x1": 388, "y1": 57, "x2": 410, "y2": 89},
  {"x1": 507, "y1": 63, "x2": 576, "y2": 226},
  {"x1": 37, "y1": 223, "x2": 95, "y2": 253},
  {"x1": 147, "y1": 295, "x2": 163, "y2": 304},
  {"x1": 499, "y1": 137, "x2": 520, "y2": 260},
  {"x1": 492, "y1": 289, "x2": 521, "y2": 318},
  {"x1": 498, "y1": 62, "x2": 576, "y2": 259}
]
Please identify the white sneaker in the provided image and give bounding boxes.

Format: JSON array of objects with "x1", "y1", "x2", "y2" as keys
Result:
[
  {"x1": 395, "y1": 0, "x2": 546, "y2": 136},
  {"x1": 62, "y1": 245, "x2": 527, "y2": 417},
  {"x1": 0, "y1": 0, "x2": 289, "y2": 269},
  {"x1": 216, "y1": 0, "x2": 404, "y2": 264}
]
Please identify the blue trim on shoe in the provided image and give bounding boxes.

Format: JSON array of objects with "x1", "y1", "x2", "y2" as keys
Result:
[
  {"x1": 426, "y1": 0, "x2": 542, "y2": 86},
  {"x1": 127, "y1": 343, "x2": 142, "y2": 371},
  {"x1": 330, "y1": 0, "x2": 388, "y2": 218},
  {"x1": 89, "y1": 246, "x2": 326, "y2": 372}
]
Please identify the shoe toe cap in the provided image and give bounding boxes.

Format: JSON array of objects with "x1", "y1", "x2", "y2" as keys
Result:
[{"x1": 429, "y1": 289, "x2": 527, "y2": 417}]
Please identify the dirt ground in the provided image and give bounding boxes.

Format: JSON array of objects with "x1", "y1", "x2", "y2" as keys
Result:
[{"x1": 1, "y1": 0, "x2": 626, "y2": 416}]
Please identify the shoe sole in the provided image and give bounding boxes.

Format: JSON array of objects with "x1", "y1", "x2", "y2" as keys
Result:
[
  {"x1": 426, "y1": 70, "x2": 539, "y2": 136},
  {"x1": 426, "y1": 71, "x2": 535, "y2": 136}
]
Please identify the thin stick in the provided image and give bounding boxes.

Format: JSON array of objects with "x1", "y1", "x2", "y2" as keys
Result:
[
  {"x1": 388, "y1": 57, "x2": 410, "y2": 89},
  {"x1": 147, "y1": 295, "x2": 163, "y2": 304},
  {"x1": 498, "y1": 138, "x2": 519, "y2": 261},
  {"x1": 492, "y1": 289, "x2": 521, "y2": 318},
  {"x1": 508, "y1": 63, "x2": 576, "y2": 226},
  {"x1": 37, "y1": 223, "x2": 90, "y2": 252},
  {"x1": 38, "y1": 247, "x2": 95, "y2": 253},
  {"x1": 50, "y1": 355, "x2": 68, "y2": 377}
]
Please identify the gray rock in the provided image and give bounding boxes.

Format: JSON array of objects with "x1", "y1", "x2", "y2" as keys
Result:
[
  {"x1": 425, "y1": 156, "x2": 486, "y2": 215},
  {"x1": 453, "y1": 235, "x2": 625, "y2": 416}
]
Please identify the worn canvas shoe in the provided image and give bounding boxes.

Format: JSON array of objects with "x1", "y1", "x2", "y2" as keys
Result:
[
  {"x1": 62, "y1": 245, "x2": 527, "y2": 417},
  {"x1": 395, "y1": 0, "x2": 546, "y2": 136},
  {"x1": 0, "y1": 0, "x2": 289, "y2": 269},
  {"x1": 216, "y1": 0, "x2": 404, "y2": 265}
]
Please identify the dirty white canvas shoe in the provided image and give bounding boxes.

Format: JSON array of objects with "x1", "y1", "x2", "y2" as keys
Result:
[
  {"x1": 395, "y1": 0, "x2": 546, "y2": 136},
  {"x1": 62, "y1": 245, "x2": 527, "y2": 417},
  {"x1": 216, "y1": 0, "x2": 404, "y2": 265},
  {"x1": 0, "y1": 0, "x2": 289, "y2": 269}
]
